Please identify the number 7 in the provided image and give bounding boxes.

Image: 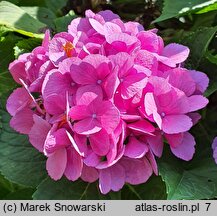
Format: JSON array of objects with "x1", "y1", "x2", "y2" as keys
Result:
[{"x1": 205, "y1": 203, "x2": 211, "y2": 211}]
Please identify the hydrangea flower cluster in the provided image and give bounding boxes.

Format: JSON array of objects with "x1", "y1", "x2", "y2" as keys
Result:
[{"x1": 7, "y1": 10, "x2": 209, "y2": 194}]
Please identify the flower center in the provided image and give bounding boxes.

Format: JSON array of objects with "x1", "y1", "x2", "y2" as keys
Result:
[
  {"x1": 97, "y1": 79, "x2": 102, "y2": 84},
  {"x1": 92, "y1": 113, "x2": 97, "y2": 118},
  {"x1": 161, "y1": 112, "x2": 166, "y2": 117},
  {"x1": 63, "y1": 41, "x2": 74, "y2": 58}
]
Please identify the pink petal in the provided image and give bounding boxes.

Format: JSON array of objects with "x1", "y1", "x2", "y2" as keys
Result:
[
  {"x1": 106, "y1": 33, "x2": 137, "y2": 46},
  {"x1": 124, "y1": 137, "x2": 149, "y2": 158},
  {"x1": 84, "y1": 147, "x2": 101, "y2": 167},
  {"x1": 29, "y1": 115, "x2": 51, "y2": 152},
  {"x1": 121, "y1": 157, "x2": 152, "y2": 185},
  {"x1": 99, "y1": 169, "x2": 111, "y2": 194},
  {"x1": 89, "y1": 129, "x2": 110, "y2": 156},
  {"x1": 6, "y1": 87, "x2": 31, "y2": 116},
  {"x1": 74, "y1": 133, "x2": 88, "y2": 156},
  {"x1": 46, "y1": 148, "x2": 67, "y2": 180},
  {"x1": 163, "y1": 68, "x2": 196, "y2": 96},
  {"x1": 75, "y1": 85, "x2": 103, "y2": 105},
  {"x1": 134, "y1": 50, "x2": 158, "y2": 73},
  {"x1": 71, "y1": 63, "x2": 97, "y2": 85},
  {"x1": 44, "y1": 128, "x2": 71, "y2": 155},
  {"x1": 164, "y1": 133, "x2": 184, "y2": 148},
  {"x1": 162, "y1": 114, "x2": 192, "y2": 134},
  {"x1": 212, "y1": 137, "x2": 217, "y2": 164},
  {"x1": 89, "y1": 18, "x2": 105, "y2": 35},
  {"x1": 69, "y1": 105, "x2": 89, "y2": 120},
  {"x1": 66, "y1": 131, "x2": 85, "y2": 156},
  {"x1": 9, "y1": 56, "x2": 28, "y2": 85},
  {"x1": 98, "y1": 101, "x2": 120, "y2": 134},
  {"x1": 137, "y1": 31, "x2": 163, "y2": 53},
  {"x1": 64, "y1": 147, "x2": 83, "y2": 181},
  {"x1": 109, "y1": 52, "x2": 134, "y2": 77},
  {"x1": 48, "y1": 32, "x2": 74, "y2": 65},
  {"x1": 43, "y1": 94, "x2": 66, "y2": 115},
  {"x1": 59, "y1": 57, "x2": 81, "y2": 73},
  {"x1": 121, "y1": 114, "x2": 141, "y2": 122},
  {"x1": 188, "y1": 113, "x2": 201, "y2": 126},
  {"x1": 74, "y1": 117, "x2": 102, "y2": 135},
  {"x1": 162, "y1": 43, "x2": 190, "y2": 66},
  {"x1": 110, "y1": 164, "x2": 125, "y2": 191},
  {"x1": 82, "y1": 54, "x2": 109, "y2": 68},
  {"x1": 98, "y1": 10, "x2": 120, "y2": 21},
  {"x1": 146, "y1": 151, "x2": 158, "y2": 175},
  {"x1": 157, "y1": 88, "x2": 189, "y2": 115},
  {"x1": 144, "y1": 92, "x2": 157, "y2": 116},
  {"x1": 170, "y1": 132, "x2": 196, "y2": 161},
  {"x1": 103, "y1": 70, "x2": 120, "y2": 99},
  {"x1": 42, "y1": 70, "x2": 74, "y2": 115},
  {"x1": 81, "y1": 165, "x2": 99, "y2": 183},
  {"x1": 42, "y1": 29, "x2": 50, "y2": 49},
  {"x1": 153, "y1": 111, "x2": 163, "y2": 129},
  {"x1": 127, "y1": 119, "x2": 155, "y2": 135},
  {"x1": 10, "y1": 108, "x2": 34, "y2": 134},
  {"x1": 104, "y1": 22, "x2": 122, "y2": 36},
  {"x1": 121, "y1": 74, "x2": 148, "y2": 99},
  {"x1": 212, "y1": 137, "x2": 217, "y2": 150},
  {"x1": 189, "y1": 70, "x2": 209, "y2": 94},
  {"x1": 188, "y1": 95, "x2": 209, "y2": 112},
  {"x1": 146, "y1": 130, "x2": 163, "y2": 157}
]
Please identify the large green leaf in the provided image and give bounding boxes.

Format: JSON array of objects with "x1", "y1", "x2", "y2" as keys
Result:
[
  {"x1": 21, "y1": 6, "x2": 56, "y2": 29},
  {"x1": 0, "y1": 1, "x2": 46, "y2": 38},
  {"x1": 180, "y1": 26, "x2": 217, "y2": 69},
  {"x1": 54, "y1": 11, "x2": 77, "y2": 33},
  {"x1": 0, "y1": 33, "x2": 21, "y2": 96},
  {"x1": 45, "y1": 0, "x2": 68, "y2": 15},
  {"x1": 180, "y1": 27, "x2": 217, "y2": 97},
  {"x1": 0, "y1": 109, "x2": 47, "y2": 188},
  {"x1": 159, "y1": 108, "x2": 217, "y2": 200},
  {"x1": 121, "y1": 176, "x2": 166, "y2": 200},
  {"x1": 203, "y1": 50, "x2": 217, "y2": 96},
  {"x1": 4, "y1": 188, "x2": 35, "y2": 200},
  {"x1": 14, "y1": 37, "x2": 42, "y2": 58},
  {"x1": 196, "y1": 2, "x2": 217, "y2": 14},
  {"x1": 154, "y1": 0, "x2": 217, "y2": 23},
  {"x1": 0, "y1": 174, "x2": 14, "y2": 199},
  {"x1": 33, "y1": 178, "x2": 109, "y2": 200}
]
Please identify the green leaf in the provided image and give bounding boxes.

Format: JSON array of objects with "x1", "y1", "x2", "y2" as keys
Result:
[
  {"x1": 196, "y1": 43, "x2": 217, "y2": 97},
  {"x1": 206, "y1": 50, "x2": 217, "y2": 65},
  {"x1": 0, "y1": 174, "x2": 14, "y2": 199},
  {"x1": 0, "y1": 1, "x2": 46, "y2": 38},
  {"x1": 0, "y1": 26, "x2": 13, "y2": 37},
  {"x1": 180, "y1": 26, "x2": 217, "y2": 69},
  {"x1": 196, "y1": 2, "x2": 217, "y2": 14},
  {"x1": 4, "y1": 188, "x2": 35, "y2": 200},
  {"x1": 159, "y1": 108, "x2": 217, "y2": 200},
  {"x1": 0, "y1": 33, "x2": 21, "y2": 96},
  {"x1": 0, "y1": 109, "x2": 47, "y2": 188},
  {"x1": 54, "y1": 11, "x2": 77, "y2": 33},
  {"x1": 33, "y1": 178, "x2": 108, "y2": 200},
  {"x1": 121, "y1": 176, "x2": 167, "y2": 200},
  {"x1": 14, "y1": 37, "x2": 42, "y2": 58},
  {"x1": 45, "y1": 0, "x2": 68, "y2": 16},
  {"x1": 159, "y1": 160, "x2": 217, "y2": 200},
  {"x1": 21, "y1": 6, "x2": 56, "y2": 29},
  {"x1": 154, "y1": 0, "x2": 217, "y2": 23},
  {"x1": 202, "y1": 57, "x2": 217, "y2": 97}
]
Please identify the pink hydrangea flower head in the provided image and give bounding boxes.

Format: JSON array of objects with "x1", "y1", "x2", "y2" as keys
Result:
[{"x1": 6, "y1": 9, "x2": 210, "y2": 194}]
